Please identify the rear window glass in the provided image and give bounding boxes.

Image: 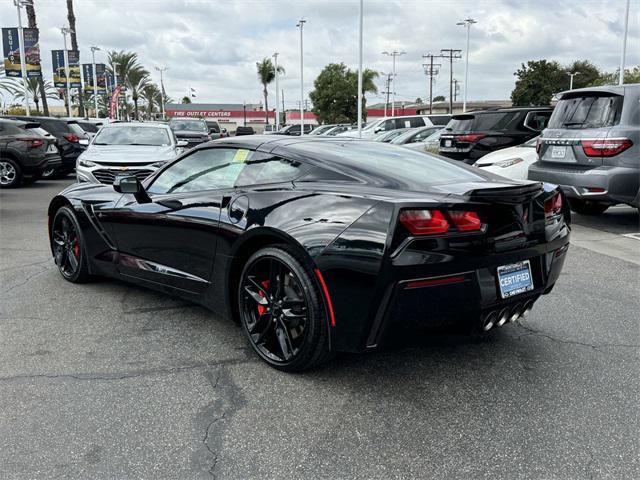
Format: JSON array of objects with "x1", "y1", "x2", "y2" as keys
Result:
[
  {"x1": 79, "y1": 122, "x2": 99, "y2": 133},
  {"x1": 39, "y1": 120, "x2": 71, "y2": 135},
  {"x1": 548, "y1": 94, "x2": 623, "y2": 129},
  {"x1": 445, "y1": 112, "x2": 519, "y2": 132},
  {"x1": 68, "y1": 123, "x2": 86, "y2": 135},
  {"x1": 292, "y1": 142, "x2": 483, "y2": 188},
  {"x1": 428, "y1": 116, "x2": 451, "y2": 126}
]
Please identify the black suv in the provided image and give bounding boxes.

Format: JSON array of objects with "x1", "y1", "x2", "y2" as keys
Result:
[
  {"x1": 7, "y1": 116, "x2": 88, "y2": 177},
  {"x1": 0, "y1": 118, "x2": 61, "y2": 187},
  {"x1": 439, "y1": 107, "x2": 553, "y2": 163}
]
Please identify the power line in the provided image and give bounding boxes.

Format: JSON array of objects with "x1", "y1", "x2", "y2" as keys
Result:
[{"x1": 437, "y1": 49, "x2": 462, "y2": 113}]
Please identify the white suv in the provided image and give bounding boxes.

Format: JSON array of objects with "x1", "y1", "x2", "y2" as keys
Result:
[{"x1": 338, "y1": 114, "x2": 450, "y2": 139}]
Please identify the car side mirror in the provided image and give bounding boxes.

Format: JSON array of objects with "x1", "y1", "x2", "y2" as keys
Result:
[
  {"x1": 176, "y1": 140, "x2": 188, "y2": 147},
  {"x1": 113, "y1": 175, "x2": 151, "y2": 203},
  {"x1": 374, "y1": 127, "x2": 382, "y2": 133}
]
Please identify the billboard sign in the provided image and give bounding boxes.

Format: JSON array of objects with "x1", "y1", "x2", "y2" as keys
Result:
[{"x1": 2, "y1": 27, "x2": 42, "y2": 77}]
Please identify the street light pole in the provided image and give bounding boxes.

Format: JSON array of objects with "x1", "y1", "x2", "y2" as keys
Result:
[
  {"x1": 457, "y1": 18, "x2": 477, "y2": 113},
  {"x1": 357, "y1": 0, "x2": 363, "y2": 137},
  {"x1": 567, "y1": 71, "x2": 580, "y2": 90},
  {"x1": 273, "y1": 52, "x2": 280, "y2": 131},
  {"x1": 91, "y1": 46, "x2": 100, "y2": 119},
  {"x1": 14, "y1": 0, "x2": 31, "y2": 115},
  {"x1": 382, "y1": 50, "x2": 406, "y2": 116},
  {"x1": 296, "y1": 19, "x2": 306, "y2": 136},
  {"x1": 61, "y1": 27, "x2": 73, "y2": 117},
  {"x1": 619, "y1": 0, "x2": 630, "y2": 85},
  {"x1": 155, "y1": 66, "x2": 167, "y2": 120}
]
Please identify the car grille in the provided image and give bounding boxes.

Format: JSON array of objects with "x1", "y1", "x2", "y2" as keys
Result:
[{"x1": 92, "y1": 168, "x2": 153, "y2": 185}]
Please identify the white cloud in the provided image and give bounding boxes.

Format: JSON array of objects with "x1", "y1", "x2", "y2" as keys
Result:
[{"x1": 1, "y1": 0, "x2": 637, "y2": 109}]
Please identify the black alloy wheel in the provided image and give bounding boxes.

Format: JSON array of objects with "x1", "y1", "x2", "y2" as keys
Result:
[
  {"x1": 238, "y1": 246, "x2": 331, "y2": 372},
  {"x1": 51, "y1": 206, "x2": 90, "y2": 283}
]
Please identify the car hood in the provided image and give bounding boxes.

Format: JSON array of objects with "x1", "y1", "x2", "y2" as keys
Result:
[
  {"x1": 474, "y1": 145, "x2": 538, "y2": 166},
  {"x1": 79, "y1": 144, "x2": 177, "y2": 164}
]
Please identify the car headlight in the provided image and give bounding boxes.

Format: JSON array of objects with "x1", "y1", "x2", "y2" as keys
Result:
[
  {"x1": 150, "y1": 161, "x2": 167, "y2": 168},
  {"x1": 494, "y1": 158, "x2": 524, "y2": 168},
  {"x1": 77, "y1": 158, "x2": 96, "y2": 168}
]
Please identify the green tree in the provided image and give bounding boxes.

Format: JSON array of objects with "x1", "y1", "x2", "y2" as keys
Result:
[
  {"x1": 5, "y1": 77, "x2": 58, "y2": 114},
  {"x1": 142, "y1": 83, "x2": 162, "y2": 119},
  {"x1": 309, "y1": 63, "x2": 378, "y2": 124},
  {"x1": 256, "y1": 58, "x2": 284, "y2": 125},
  {"x1": 595, "y1": 65, "x2": 640, "y2": 86},
  {"x1": 565, "y1": 60, "x2": 601, "y2": 89},
  {"x1": 127, "y1": 67, "x2": 151, "y2": 120},
  {"x1": 181, "y1": 96, "x2": 191, "y2": 104},
  {"x1": 511, "y1": 60, "x2": 566, "y2": 106},
  {"x1": 433, "y1": 95, "x2": 445, "y2": 102}
]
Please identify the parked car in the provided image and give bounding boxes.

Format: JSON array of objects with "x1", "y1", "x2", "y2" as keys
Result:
[
  {"x1": 168, "y1": 118, "x2": 211, "y2": 148},
  {"x1": 262, "y1": 124, "x2": 278, "y2": 135},
  {"x1": 275, "y1": 124, "x2": 315, "y2": 136},
  {"x1": 76, "y1": 120, "x2": 102, "y2": 140},
  {"x1": 48, "y1": 135, "x2": 570, "y2": 371},
  {"x1": 439, "y1": 107, "x2": 553, "y2": 164},
  {"x1": 235, "y1": 126, "x2": 255, "y2": 136},
  {"x1": 6, "y1": 116, "x2": 88, "y2": 178},
  {"x1": 402, "y1": 129, "x2": 444, "y2": 154},
  {"x1": 205, "y1": 119, "x2": 229, "y2": 139},
  {"x1": 309, "y1": 124, "x2": 339, "y2": 136},
  {"x1": 75, "y1": 122, "x2": 187, "y2": 184},
  {"x1": 0, "y1": 118, "x2": 61, "y2": 187},
  {"x1": 373, "y1": 128, "x2": 410, "y2": 142},
  {"x1": 390, "y1": 126, "x2": 443, "y2": 146},
  {"x1": 323, "y1": 124, "x2": 354, "y2": 136},
  {"x1": 338, "y1": 114, "x2": 450, "y2": 139},
  {"x1": 474, "y1": 137, "x2": 539, "y2": 180}
]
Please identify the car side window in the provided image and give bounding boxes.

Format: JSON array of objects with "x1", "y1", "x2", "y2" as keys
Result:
[
  {"x1": 235, "y1": 153, "x2": 306, "y2": 186},
  {"x1": 147, "y1": 148, "x2": 252, "y2": 194},
  {"x1": 381, "y1": 119, "x2": 394, "y2": 131},
  {"x1": 409, "y1": 117, "x2": 425, "y2": 128}
]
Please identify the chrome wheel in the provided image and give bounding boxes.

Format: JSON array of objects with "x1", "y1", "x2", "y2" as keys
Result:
[
  {"x1": 0, "y1": 161, "x2": 17, "y2": 186},
  {"x1": 240, "y1": 256, "x2": 309, "y2": 363}
]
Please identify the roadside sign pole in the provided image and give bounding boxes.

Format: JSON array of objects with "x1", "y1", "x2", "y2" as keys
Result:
[
  {"x1": 91, "y1": 46, "x2": 100, "y2": 119},
  {"x1": 14, "y1": 0, "x2": 30, "y2": 115},
  {"x1": 297, "y1": 19, "x2": 306, "y2": 136},
  {"x1": 61, "y1": 27, "x2": 73, "y2": 117},
  {"x1": 273, "y1": 52, "x2": 280, "y2": 132}
]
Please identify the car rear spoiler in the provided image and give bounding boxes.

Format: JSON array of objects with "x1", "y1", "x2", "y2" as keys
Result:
[{"x1": 465, "y1": 182, "x2": 544, "y2": 204}]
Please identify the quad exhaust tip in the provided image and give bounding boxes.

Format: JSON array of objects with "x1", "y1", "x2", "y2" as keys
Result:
[{"x1": 481, "y1": 300, "x2": 535, "y2": 331}]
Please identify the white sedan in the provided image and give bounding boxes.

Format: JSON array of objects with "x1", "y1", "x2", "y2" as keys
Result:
[{"x1": 474, "y1": 137, "x2": 539, "y2": 180}]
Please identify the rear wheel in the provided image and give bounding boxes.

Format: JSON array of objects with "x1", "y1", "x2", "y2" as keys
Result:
[
  {"x1": 569, "y1": 199, "x2": 610, "y2": 215},
  {"x1": 0, "y1": 158, "x2": 21, "y2": 188},
  {"x1": 238, "y1": 246, "x2": 331, "y2": 372},
  {"x1": 51, "y1": 206, "x2": 90, "y2": 283}
]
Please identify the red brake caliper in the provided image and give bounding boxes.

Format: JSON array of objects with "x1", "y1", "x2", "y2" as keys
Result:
[
  {"x1": 73, "y1": 237, "x2": 79, "y2": 258},
  {"x1": 257, "y1": 280, "x2": 270, "y2": 316}
]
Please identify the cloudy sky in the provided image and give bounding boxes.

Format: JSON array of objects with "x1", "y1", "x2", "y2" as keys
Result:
[{"x1": 1, "y1": 0, "x2": 638, "y2": 109}]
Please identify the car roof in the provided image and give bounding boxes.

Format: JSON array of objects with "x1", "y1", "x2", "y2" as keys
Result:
[
  {"x1": 102, "y1": 121, "x2": 170, "y2": 129},
  {"x1": 556, "y1": 83, "x2": 640, "y2": 99}
]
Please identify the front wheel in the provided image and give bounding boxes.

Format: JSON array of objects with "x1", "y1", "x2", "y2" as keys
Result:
[
  {"x1": 51, "y1": 206, "x2": 91, "y2": 283},
  {"x1": 569, "y1": 199, "x2": 610, "y2": 215},
  {"x1": 238, "y1": 246, "x2": 332, "y2": 372},
  {"x1": 0, "y1": 158, "x2": 21, "y2": 188}
]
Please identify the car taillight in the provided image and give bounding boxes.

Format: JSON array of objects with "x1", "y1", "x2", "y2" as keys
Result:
[
  {"x1": 63, "y1": 133, "x2": 80, "y2": 143},
  {"x1": 449, "y1": 211, "x2": 482, "y2": 231},
  {"x1": 16, "y1": 137, "x2": 45, "y2": 149},
  {"x1": 456, "y1": 134, "x2": 485, "y2": 143},
  {"x1": 399, "y1": 209, "x2": 449, "y2": 235},
  {"x1": 536, "y1": 137, "x2": 542, "y2": 154},
  {"x1": 544, "y1": 192, "x2": 563, "y2": 217},
  {"x1": 581, "y1": 138, "x2": 632, "y2": 157}
]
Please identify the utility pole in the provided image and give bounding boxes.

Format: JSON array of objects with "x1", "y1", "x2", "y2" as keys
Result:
[
  {"x1": 61, "y1": 27, "x2": 74, "y2": 117},
  {"x1": 382, "y1": 50, "x2": 406, "y2": 116},
  {"x1": 457, "y1": 18, "x2": 477, "y2": 112},
  {"x1": 452, "y1": 79, "x2": 460, "y2": 101},
  {"x1": 296, "y1": 19, "x2": 306, "y2": 135},
  {"x1": 155, "y1": 66, "x2": 167, "y2": 120},
  {"x1": 380, "y1": 72, "x2": 392, "y2": 117},
  {"x1": 91, "y1": 46, "x2": 100, "y2": 119},
  {"x1": 619, "y1": 0, "x2": 630, "y2": 85},
  {"x1": 567, "y1": 71, "x2": 580, "y2": 90},
  {"x1": 243, "y1": 101, "x2": 246, "y2": 127},
  {"x1": 422, "y1": 54, "x2": 441, "y2": 114},
  {"x1": 281, "y1": 89, "x2": 285, "y2": 126},
  {"x1": 273, "y1": 52, "x2": 280, "y2": 131},
  {"x1": 14, "y1": 0, "x2": 31, "y2": 115},
  {"x1": 439, "y1": 49, "x2": 462, "y2": 113}
]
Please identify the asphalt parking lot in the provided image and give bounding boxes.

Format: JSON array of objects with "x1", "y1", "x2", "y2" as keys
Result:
[{"x1": 1, "y1": 179, "x2": 638, "y2": 480}]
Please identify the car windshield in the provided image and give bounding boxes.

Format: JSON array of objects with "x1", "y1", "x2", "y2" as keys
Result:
[
  {"x1": 68, "y1": 123, "x2": 87, "y2": 136},
  {"x1": 93, "y1": 126, "x2": 171, "y2": 146},
  {"x1": 170, "y1": 120, "x2": 208, "y2": 132},
  {"x1": 309, "y1": 125, "x2": 334, "y2": 135},
  {"x1": 548, "y1": 94, "x2": 623, "y2": 129},
  {"x1": 295, "y1": 141, "x2": 484, "y2": 188},
  {"x1": 79, "y1": 122, "x2": 99, "y2": 133}
]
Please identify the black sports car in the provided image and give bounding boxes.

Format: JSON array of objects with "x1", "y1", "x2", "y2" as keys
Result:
[{"x1": 47, "y1": 136, "x2": 570, "y2": 371}]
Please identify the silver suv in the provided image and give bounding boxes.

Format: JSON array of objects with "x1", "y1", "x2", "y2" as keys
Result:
[{"x1": 529, "y1": 84, "x2": 639, "y2": 214}]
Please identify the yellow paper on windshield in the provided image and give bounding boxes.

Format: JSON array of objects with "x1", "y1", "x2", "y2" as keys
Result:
[{"x1": 233, "y1": 149, "x2": 250, "y2": 163}]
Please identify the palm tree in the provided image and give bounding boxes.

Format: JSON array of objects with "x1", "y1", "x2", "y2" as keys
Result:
[
  {"x1": 6, "y1": 77, "x2": 58, "y2": 114},
  {"x1": 65, "y1": 0, "x2": 84, "y2": 116},
  {"x1": 256, "y1": 58, "x2": 284, "y2": 125},
  {"x1": 126, "y1": 67, "x2": 151, "y2": 120},
  {"x1": 142, "y1": 83, "x2": 162, "y2": 119},
  {"x1": 25, "y1": 0, "x2": 49, "y2": 115},
  {"x1": 181, "y1": 96, "x2": 191, "y2": 104}
]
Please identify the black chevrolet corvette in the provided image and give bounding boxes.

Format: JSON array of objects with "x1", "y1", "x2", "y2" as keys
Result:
[{"x1": 48, "y1": 136, "x2": 570, "y2": 371}]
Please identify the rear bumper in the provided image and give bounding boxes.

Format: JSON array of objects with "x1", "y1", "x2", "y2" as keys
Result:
[{"x1": 528, "y1": 161, "x2": 640, "y2": 206}]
